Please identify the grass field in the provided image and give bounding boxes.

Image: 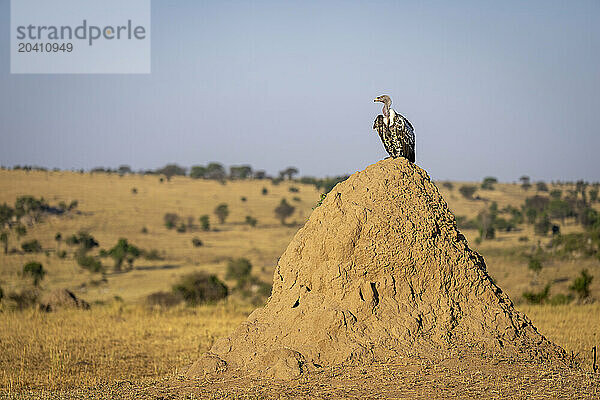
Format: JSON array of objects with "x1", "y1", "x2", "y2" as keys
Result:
[{"x1": 0, "y1": 168, "x2": 599, "y2": 396}]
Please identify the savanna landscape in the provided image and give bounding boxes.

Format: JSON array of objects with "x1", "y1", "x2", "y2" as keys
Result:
[{"x1": 0, "y1": 164, "x2": 599, "y2": 398}]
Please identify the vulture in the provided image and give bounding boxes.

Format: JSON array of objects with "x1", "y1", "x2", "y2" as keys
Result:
[{"x1": 373, "y1": 95, "x2": 415, "y2": 162}]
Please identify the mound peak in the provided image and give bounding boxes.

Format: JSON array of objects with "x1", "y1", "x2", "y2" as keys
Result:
[{"x1": 189, "y1": 158, "x2": 565, "y2": 379}]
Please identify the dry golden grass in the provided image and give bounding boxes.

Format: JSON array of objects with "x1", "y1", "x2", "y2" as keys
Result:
[
  {"x1": 1, "y1": 169, "x2": 599, "y2": 396},
  {"x1": 0, "y1": 301, "x2": 253, "y2": 392}
]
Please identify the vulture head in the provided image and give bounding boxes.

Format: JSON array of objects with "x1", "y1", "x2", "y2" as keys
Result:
[{"x1": 374, "y1": 95, "x2": 392, "y2": 108}]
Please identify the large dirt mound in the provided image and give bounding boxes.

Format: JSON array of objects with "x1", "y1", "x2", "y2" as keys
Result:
[{"x1": 189, "y1": 158, "x2": 566, "y2": 379}]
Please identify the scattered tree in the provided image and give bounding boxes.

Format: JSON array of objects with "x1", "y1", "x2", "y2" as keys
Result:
[
  {"x1": 15, "y1": 225, "x2": 27, "y2": 239},
  {"x1": 481, "y1": 177, "x2": 497, "y2": 190},
  {"x1": 118, "y1": 165, "x2": 132, "y2": 175},
  {"x1": 172, "y1": 272, "x2": 228, "y2": 305},
  {"x1": 23, "y1": 261, "x2": 45, "y2": 286},
  {"x1": 199, "y1": 215, "x2": 210, "y2": 231},
  {"x1": 21, "y1": 239, "x2": 42, "y2": 253},
  {"x1": 279, "y1": 167, "x2": 299, "y2": 180},
  {"x1": 0, "y1": 203, "x2": 14, "y2": 227},
  {"x1": 534, "y1": 214, "x2": 551, "y2": 236},
  {"x1": 156, "y1": 163, "x2": 187, "y2": 181},
  {"x1": 192, "y1": 237, "x2": 203, "y2": 247},
  {"x1": 536, "y1": 181, "x2": 549, "y2": 192},
  {"x1": 229, "y1": 165, "x2": 253, "y2": 180},
  {"x1": 205, "y1": 163, "x2": 226, "y2": 180},
  {"x1": 214, "y1": 203, "x2": 229, "y2": 224},
  {"x1": 108, "y1": 238, "x2": 141, "y2": 271},
  {"x1": 245, "y1": 216, "x2": 257, "y2": 227},
  {"x1": 458, "y1": 185, "x2": 477, "y2": 199},
  {"x1": 54, "y1": 232, "x2": 62, "y2": 253},
  {"x1": 190, "y1": 165, "x2": 207, "y2": 179},
  {"x1": 520, "y1": 175, "x2": 531, "y2": 190},
  {"x1": 590, "y1": 188, "x2": 599, "y2": 203},
  {"x1": 164, "y1": 213, "x2": 180, "y2": 229},
  {"x1": 569, "y1": 269, "x2": 593, "y2": 300},
  {"x1": 274, "y1": 199, "x2": 295, "y2": 225},
  {"x1": 0, "y1": 231, "x2": 8, "y2": 255}
]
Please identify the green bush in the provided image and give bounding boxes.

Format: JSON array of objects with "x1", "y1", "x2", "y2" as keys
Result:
[
  {"x1": 569, "y1": 269, "x2": 593, "y2": 300},
  {"x1": 23, "y1": 261, "x2": 45, "y2": 286},
  {"x1": 176, "y1": 223, "x2": 187, "y2": 233},
  {"x1": 65, "y1": 231, "x2": 99, "y2": 251},
  {"x1": 21, "y1": 239, "x2": 42, "y2": 253},
  {"x1": 240, "y1": 196, "x2": 247, "y2": 202},
  {"x1": 76, "y1": 253, "x2": 103, "y2": 273},
  {"x1": 57, "y1": 250, "x2": 67, "y2": 259},
  {"x1": 522, "y1": 284, "x2": 550, "y2": 304},
  {"x1": 289, "y1": 186, "x2": 299, "y2": 193},
  {"x1": 534, "y1": 214, "x2": 551, "y2": 236},
  {"x1": 245, "y1": 216, "x2": 257, "y2": 227},
  {"x1": 199, "y1": 215, "x2": 210, "y2": 231},
  {"x1": 15, "y1": 225, "x2": 27, "y2": 238},
  {"x1": 536, "y1": 182, "x2": 549, "y2": 192},
  {"x1": 164, "y1": 213, "x2": 179, "y2": 229},
  {"x1": 192, "y1": 237, "x2": 203, "y2": 247},
  {"x1": 172, "y1": 272, "x2": 228, "y2": 306},
  {"x1": 459, "y1": 185, "x2": 476, "y2": 199},
  {"x1": 226, "y1": 258, "x2": 252, "y2": 282},
  {"x1": 214, "y1": 203, "x2": 229, "y2": 224},
  {"x1": 261, "y1": 187, "x2": 268, "y2": 195}
]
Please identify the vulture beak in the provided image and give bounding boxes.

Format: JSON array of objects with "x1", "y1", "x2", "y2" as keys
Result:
[{"x1": 374, "y1": 97, "x2": 380, "y2": 103}]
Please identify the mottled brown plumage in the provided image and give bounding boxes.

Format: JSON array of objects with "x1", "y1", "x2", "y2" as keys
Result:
[{"x1": 373, "y1": 95, "x2": 415, "y2": 162}]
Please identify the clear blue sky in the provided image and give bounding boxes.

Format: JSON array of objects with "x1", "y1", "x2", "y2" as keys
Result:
[{"x1": 1, "y1": 0, "x2": 599, "y2": 182}]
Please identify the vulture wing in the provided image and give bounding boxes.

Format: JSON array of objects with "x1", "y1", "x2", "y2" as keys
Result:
[
  {"x1": 391, "y1": 113, "x2": 416, "y2": 162},
  {"x1": 373, "y1": 115, "x2": 395, "y2": 157}
]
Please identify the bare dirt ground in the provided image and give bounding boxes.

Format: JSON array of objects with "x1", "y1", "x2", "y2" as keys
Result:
[{"x1": 8, "y1": 357, "x2": 599, "y2": 399}]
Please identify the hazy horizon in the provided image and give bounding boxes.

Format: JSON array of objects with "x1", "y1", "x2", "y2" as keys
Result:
[{"x1": 1, "y1": 0, "x2": 599, "y2": 182}]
